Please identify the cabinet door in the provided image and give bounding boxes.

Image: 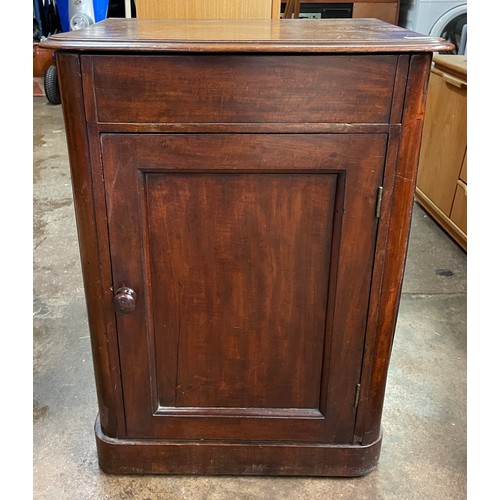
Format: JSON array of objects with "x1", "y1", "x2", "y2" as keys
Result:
[{"x1": 101, "y1": 133, "x2": 387, "y2": 443}]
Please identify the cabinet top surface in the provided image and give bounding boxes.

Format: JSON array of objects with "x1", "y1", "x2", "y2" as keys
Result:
[{"x1": 42, "y1": 18, "x2": 453, "y2": 53}]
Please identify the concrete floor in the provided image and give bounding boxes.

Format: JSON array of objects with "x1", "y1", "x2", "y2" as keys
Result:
[{"x1": 33, "y1": 96, "x2": 466, "y2": 499}]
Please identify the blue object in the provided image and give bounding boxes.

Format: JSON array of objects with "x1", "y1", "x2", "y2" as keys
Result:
[{"x1": 56, "y1": 0, "x2": 109, "y2": 33}]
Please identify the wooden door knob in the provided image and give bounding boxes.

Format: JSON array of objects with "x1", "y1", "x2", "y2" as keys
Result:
[{"x1": 113, "y1": 287, "x2": 137, "y2": 313}]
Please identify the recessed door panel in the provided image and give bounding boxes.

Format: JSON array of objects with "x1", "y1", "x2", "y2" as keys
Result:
[
  {"x1": 147, "y1": 173, "x2": 335, "y2": 410},
  {"x1": 101, "y1": 133, "x2": 386, "y2": 442}
]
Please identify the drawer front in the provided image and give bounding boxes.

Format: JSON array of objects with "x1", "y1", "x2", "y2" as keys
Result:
[{"x1": 89, "y1": 54, "x2": 397, "y2": 124}]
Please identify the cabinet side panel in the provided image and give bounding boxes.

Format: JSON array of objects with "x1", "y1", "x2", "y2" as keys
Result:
[
  {"x1": 353, "y1": 126, "x2": 400, "y2": 444},
  {"x1": 56, "y1": 52, "x2": 126, "y2": 437},
  {"x1": 357, "y1": 53, "x2": 433, "y2": 444},
  {"x1": 389, "y1": 55, "x2": 410, "y2": 124}
]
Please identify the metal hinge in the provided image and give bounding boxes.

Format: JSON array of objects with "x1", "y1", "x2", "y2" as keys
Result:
[
  {"x1": 375, "y1": 186, "x2": 384, "y2": 218},
  {"x1": 354, "y1": 382, "x2": 361, "y2": 408}
]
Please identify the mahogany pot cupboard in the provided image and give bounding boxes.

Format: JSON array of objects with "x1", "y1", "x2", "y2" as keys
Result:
[{"x1": 41, "y1": 19, "x2": 452, "y2": 476}]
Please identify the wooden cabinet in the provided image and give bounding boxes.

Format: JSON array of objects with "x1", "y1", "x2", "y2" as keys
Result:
[
  {"x1": 135, "y1": 0, "x2": 282, "y2": 19},
  {"x1": 134, "y1": 0, "x2": 400, "y2": 24},
  {"x1": 42, "y1": 19, "x2": 451, "y2": 477},
  {"x1": 415, "y1": 55, "x2": 467, "y2": 251},
  {"x1": 352, "y1": 1, "x2": 400, "y2": 24}
]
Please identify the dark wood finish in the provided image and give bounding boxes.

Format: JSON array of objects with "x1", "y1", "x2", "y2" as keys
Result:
[
  {"x1": 355, "y1": 53, "x2": 433, "y2": 444},
  {"x1": 283, "y1": 0, "x2": 300, "y2": 19},
  {"x1": 42, "y1": 18, "x2": 452, "y2": 53},
  {"x1": 55, "y1": 53, "x2": 127, "y2": 438},
  {"x1": 90, "y1": 54, "x2": 397, "y2": 125},
  {"x1": 43, "y1": 19, "x2": 452, "y2": 476},
  {"x1": 101, "y1": 133, "x2": 386, "y2": 442},
  {"x1": 95, "y1": 418, "x2": 383, "y2": 476},
  {"x1": 33, "y1": 43, "x2": 54, "y2": 77}
]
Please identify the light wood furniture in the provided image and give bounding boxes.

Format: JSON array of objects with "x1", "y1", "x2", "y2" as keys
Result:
[
  {"x1": 135, "y1": 0, "x2": 400, "y2": 24},
  {"x1": 135, "y1": 0, "x2": 282, "y2": 19},
  {"x1": 415, "y1": 55, "x2": 467, "y2": 251},
  {"x1": 42, "y1": 18, "x2": 451, "y2": 477}
]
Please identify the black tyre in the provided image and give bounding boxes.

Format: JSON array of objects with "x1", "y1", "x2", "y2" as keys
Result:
[{"x1": 44, "y1": 64, "x2": 61, "y2": 105}]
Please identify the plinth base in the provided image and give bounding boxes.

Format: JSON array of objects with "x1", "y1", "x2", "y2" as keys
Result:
[{"x1": 94, "y1": 416, "x2": 382, "y2": 476}]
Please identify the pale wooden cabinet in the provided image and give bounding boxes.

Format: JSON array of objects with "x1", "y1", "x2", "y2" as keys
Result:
[
  {"x1": 135, "y1": 0, "x2": 401, "y2": 24},
  {"x1": 415, "y1": 55, "x2": 467, "y2": 251},
  {"x1": 135, "y1": 0, "x2": 282, "y2": 19}
]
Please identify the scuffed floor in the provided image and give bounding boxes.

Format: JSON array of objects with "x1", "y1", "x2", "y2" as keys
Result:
[{"x1": 33, "y1": 96, "x2": 466, "y2": 500}]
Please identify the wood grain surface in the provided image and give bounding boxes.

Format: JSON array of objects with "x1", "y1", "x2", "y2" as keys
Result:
[
  {"x1": 41, "y1": 18, "x2": 454, "y2": 53},
  {"x1": 135, "y1": 0, "x2": 281, "y2": 19},
  {"x1": 90, "y1": 54, "x2": 397, "y2": 124},
  {"x1": 49, "y1": 18, "x2": 442, "y2": 475}
]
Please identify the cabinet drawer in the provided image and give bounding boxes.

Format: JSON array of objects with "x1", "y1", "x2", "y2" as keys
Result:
[{"x1": 88, "y1": 54, "x2": 397, "y2": 124}]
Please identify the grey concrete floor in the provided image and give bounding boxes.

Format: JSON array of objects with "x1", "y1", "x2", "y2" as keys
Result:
[{"x1": 33, "y1": 96, "x2": 466, "y2": 499}]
